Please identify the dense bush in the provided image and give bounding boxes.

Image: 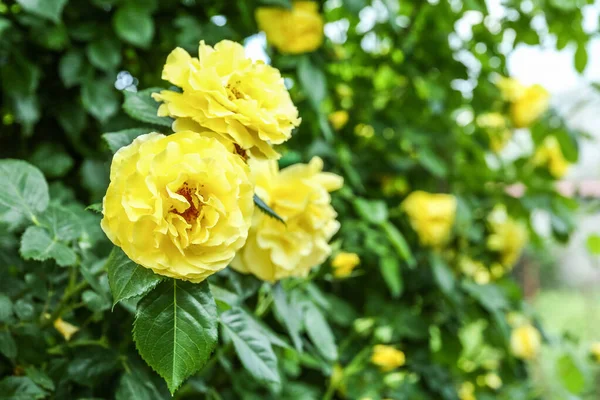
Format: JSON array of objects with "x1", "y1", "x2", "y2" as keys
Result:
[{"x1": 0, "y1": 0, "x2": 597, "y2": 399}]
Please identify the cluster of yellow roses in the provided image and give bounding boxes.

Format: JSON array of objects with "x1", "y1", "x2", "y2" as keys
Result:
[
  {"x1": 101, "y1": 39, "x2": 342, "y2": 283},
  {"x1": 476, "y1": 77, "x2": 570, "y2": 178}
]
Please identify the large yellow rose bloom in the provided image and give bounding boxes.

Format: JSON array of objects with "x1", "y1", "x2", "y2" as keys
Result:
[
  {"x1": 401, "y1": 191, "x2": 457, "y2": 247},
  {"x1": 371, "y1": 345, "x2": 406, "y2": 372},
  {"x1": 256, "y1": 1, "x2": 324, "y2": 54},
  {"x1": 497, "y1": 77, "x2": 550, "y2": 128},
  {"x1": 510, "y1": 324, "x2": 541, "y2": 360},
  {"x1": 231, "y1": 157, "x2": 343, "y2": 282},
  {"x1": 101, "y1": 131, "x2": 254, "y2": 282},
  {"x1": 487, "y1": 205, "x2": 528, "y2": 268},
  {"x1": 152, "y1": 40, "x2": 301, "y2": 159},
  {"x1": 533, "y1": 136, "x2": 569, "y2": 178}
]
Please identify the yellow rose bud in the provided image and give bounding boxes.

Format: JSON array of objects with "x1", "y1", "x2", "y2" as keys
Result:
[
  {"x1": 329, "y1": 110, "x2": 349, "y2": 131},
  {"x1": 152, "y1": 40, "x2": 300, "y2": 160},
  {"x1": 331, "y1": 252, "x2": 360, "y2": 278},
  {"x1": 458, "y1": 382, "x2": 476, "y2": 400},
  {"x1": 510, "y1": 324, "x2": 541, "y2": 360},
  {"x1": 487, "y1": 205, "x2": 528, "y2": 268},
  {"x1": 232, "y1": 157, "x2": 343, "y2": 281},
  {"x1": 53, "y1": 318, "x2": 79, "y2": 341},
  {"x1": 256, "y1": 1, "x2": 324, "y2": 54},
  {"x1": 533, "y1": 136, "x2": 569, "y2": 178},
  {"x1": 401, "y1": 191, "x2": 457, "y2": 247},
  {"x1": 101, "y1": 131, "x2": 254, "y2": 282},
  {"x1": 484, "y1": 372, "x2": 502, "y2": 390},
  {"x1": 590, "y1": 342, "x2": 600, "y2": 363},
  {"x1": 371, "y1": 345, "x2": 406, "y2": 372},
  {"x1": 476, "y1": 112, "x2": 512, "y2": 152},
  {"x1": 496, "y1": 76, "x2": 550, "y2": 128}
]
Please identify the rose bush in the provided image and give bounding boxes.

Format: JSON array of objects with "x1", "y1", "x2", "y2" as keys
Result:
[{"x1": 0, "y1": 0, "x2": 597, "y2": 399}]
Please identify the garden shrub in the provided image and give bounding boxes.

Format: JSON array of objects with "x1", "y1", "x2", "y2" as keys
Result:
[{"x1": 0, "y1": 0, "x2": 596, "y2": 399}]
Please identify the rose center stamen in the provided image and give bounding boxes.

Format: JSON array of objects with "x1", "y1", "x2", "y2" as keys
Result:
[{"x1": 171, "y1": 183, "x2": 201, "y2": 223}]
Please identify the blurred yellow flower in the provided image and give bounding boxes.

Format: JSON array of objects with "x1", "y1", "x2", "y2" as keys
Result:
[
  {"x1": 331, "y1": 252, "x2": 360, "y2": 278},
  {"x1": 497, "y1": 77, "x2": 550, "y2": 128},
  {"x1": 152, "y1": 40, "x2": 300, "y2": 159},
  {"x1": 590, "y1": 342, "x2": 600, "y2": 362},
  {"x1": 101, "y1": 132, "x2": 254, "y2": 282},
  {"x1": 232, "y1": 157, "x2": 343, "y2": 281},
  {"x1": 53, "y1": 318, "x2": 79, "y2": 341},
  {"x1": 533, "y1": 136, "x2": 569, "y2": 178},
  {"x1": 487, "y1": 205, "x2": 528, "y2": 268},
  {"x1": 510, "y1": 324, "x2": 541, "y2": 360},
  {"x1": 484, "y1": 372, "x2": 502, "y2": 390},
  {"x1": 476, "y1": 112, "x2": 512, "y2": 152},
  {"x1": 371, "y1": 345, "x2": 406, "y2": 372},
  {"x1": 458, "y1": 382, "x2": 476, "y2": 400},
  {"x1": 329, "y1": 110, "x2": 349, "y2": 130},
  {"x1": 401, "y1": 191, "x2": 457, "y2": 247},
  {"x1": 256, "y1": 1, "x2": 324, "y2": 54}
]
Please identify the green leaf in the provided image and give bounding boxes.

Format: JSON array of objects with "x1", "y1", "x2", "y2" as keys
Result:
[
  {"x1": 430, "y1": 253, "x2": 454, "y2": 295},
  {"x1": 586, "y1": 233, "x2": 600, "y2": 256},
  {"x1": 106, "y1": 247, "x2": 162, "y2": 307},
  {"x1": 0, "y1": 17, "x2": 11, "y2": 36},
  {"x1": 37, "y1": 203, "x2": 82, "y2": 241},
  {"x1": 418, "y1": 147, "x2": 447, "y2": 177},
  {"x1": 86, "y1": 203, "x2": 103, "y2": 213},
  {"x1": 59, "y1": 50, "x2": 86, "y2": 88},
  {"x1": 123, "y1": 87, "x2": 173, "y2": 127},
  {"x1": 81, "y1": 78, "x2": 119, "y2": 123},
  {"x1": 254, "y1": 194, "x2": 285, "y2": 224},
  {"x1": 221, "y1": 307, "x2": 281, "y2": 384},
  {"x1": 24, "y1": 366, "x2": 54, "y2": 392},
  {"x1": 20, "y1": 226, "x2": 77, "y2": 267},
  {"x1": 259, "y1": 0, "x2": 292, "y2": 8},
  {"x1": 557, "y1": 353, "x2": 586, "y2": 394},
  {"x1": 381, "y1": 221, "x2": 415, "y2": 267},
  {"x1": 380, "y1": 255, "x2": 403, "y2": 298},
  {"x1": 297, "y1": 55, "x2": 327, "y2": 111},
  {"x1": 574, "y1": 43, "x2": 588, "y2": 74},
  {"x1": 462, "y1": 281, "x2": 509, "y2": 311},
  {"x1": 0, "y1": 160, "x2": 49, "y2": 229},
  {"x1": 0, "y1": 295, "x2": 13, "y2": 323},
  {"x1": 16, "y1": 0, "x2": 68, "y2": 23},
  {"x1": 303, "y1": 303, "x2": 337, "y2": 361},
  {"x1": 86, "y1": 36, "x2": 122, "y2": 72},
  {"x1": 353, "y1": 198, "x2": 388, "y2": 224},
  {"x1": 113, "y1": 6, "x2": 155, "y2": 48},
  {"x1": 272, "y1": 284, "x2": 303, "y2": 351},
  {"x1": 103, "y1": 128, "x2": 148, "y2": 153},
  {"x1": 116, "y1": 372, "x2": 152, "y2": 400},
  {"x1": 133, "y1": 279, "x2": 218, "y2": 394},
  {"x1": 0, "y1": 330, "x2": 17, "y2": 360},
  {"x1": 0, "y1": 377, "x2": 46, "y2": 400},
  {"x1": 29, "y1": 143, "x2": 74, "y2": 178}
]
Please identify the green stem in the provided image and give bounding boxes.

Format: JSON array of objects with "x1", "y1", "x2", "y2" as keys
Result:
[{"x1": 41, "y1": 279, "x2": 89, "y2": 328}]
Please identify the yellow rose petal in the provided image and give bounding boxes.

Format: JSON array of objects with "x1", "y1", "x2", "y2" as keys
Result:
[{"x1": 53, "y1": 318, "x2": 79, "y2": 341}]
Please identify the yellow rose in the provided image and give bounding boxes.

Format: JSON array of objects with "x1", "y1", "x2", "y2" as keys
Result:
[
  {"x1": 152, "y1": 40, "x2": 301, "y2": 159},
  {"x1": 590, "y1": 342, "x2": 600, "y2": 363},
  {"x1": 458, "y1": 382, "x2": 476, "y2": 400},
  {"x1": 497, "y1": 77, "x2": 550, "y2": 128},
  {"x1": 256, "y1": 1, "x2": 324, "y2": 54},
  {"x1": 331, "y1": 252, "x2": 360, "y2": 278},
  {"x1": 533, "y1": 136, "x2": 569, "y2": 178},
  {"x1": 511, "y1": 324, "x2": 541, "y2": 360},
  {"x1": 487, "y1": 205, "x2": 528, "y2": 268},
  {"x1": 371, "y1": 345, "x2": 406, "y2": 372},
  {"x1": 231, "y1": 157, "x2": 343, "y2": 281},
  {"x1": 101, "y1": 131, "x2": 254, "y2": 282},
  {"x1": 53, "y1": 318, "x2": 79, "y2": 341},
  {"x1": 329, "y1": 110, "x2": 349, "y2": 130},
  {"x1": 476, "y1": 112, "x2": 512, "y2": 152},
  {"x1": 401, "y1": 191, "x2": 457, "y2": 247}
]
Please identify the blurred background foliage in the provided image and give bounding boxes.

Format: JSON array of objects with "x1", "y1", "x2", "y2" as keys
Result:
[{"x1": 1, "y1": 0, "x2": 599, "y2": 399}]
